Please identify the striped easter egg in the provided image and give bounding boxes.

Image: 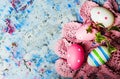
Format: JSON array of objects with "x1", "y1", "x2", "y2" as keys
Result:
[{"x1": 87, "y1": 46, "x2": 111, "y2": 67}]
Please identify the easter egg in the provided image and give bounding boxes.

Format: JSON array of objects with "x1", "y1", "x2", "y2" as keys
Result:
[
  {"x1": 87, "y1": 46, "x2": 111, "y2": 67},
  {"x1": 90, "y1": 7, "x2": 114, "y2": 28},
  {"x1": 67, "y1": 44, "x2": 84, "y2": 70},
  {"x1": 76, "y1": 23, "x2": 97, "y2": 41}
]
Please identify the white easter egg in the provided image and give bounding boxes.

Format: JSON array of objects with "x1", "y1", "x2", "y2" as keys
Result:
[
  {"x1": 87, "y1": 46, "x2": 111, "y2": 67},
  {"x1": 90, "y1": 7, "x2": 114, "y2": 28}
]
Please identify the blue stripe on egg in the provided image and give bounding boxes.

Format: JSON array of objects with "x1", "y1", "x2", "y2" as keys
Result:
[
  {"x1": 87, "y1": 46, "x2": 111, "y2": 67},
  {"x1": 89, "y1": 53, "x2": 100, "y2": 66},
  {"x1": 95, "y1": 47, "x2": 107, "y2": 62},
  {"x1": 88, "y1": 55, "x2": 96, "y2": 66},
  {"x1": 98, "y1": 46, "x2": 109, "y2": 60}
]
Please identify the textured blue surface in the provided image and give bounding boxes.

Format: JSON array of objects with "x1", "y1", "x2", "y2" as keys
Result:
[{"x1": 0, "y1": 0, "x2": 120, "y2": 79}]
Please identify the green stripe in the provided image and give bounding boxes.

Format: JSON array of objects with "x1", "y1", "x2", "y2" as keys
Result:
[{"x1": 93, "y1": 49, "x2": 105, "y2": 64}]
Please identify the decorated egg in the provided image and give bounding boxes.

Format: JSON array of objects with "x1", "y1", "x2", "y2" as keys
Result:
[
  {"x1": 87, "y1": 46, "x2": 111, "y2": 67},
  {"x1": 67, "y1": 44, "x2": 84, "y2": 70},
  {"x1": 76, "y1": 24, "x2": 97, "y2": 41},
  {"x1": 90, "y1": 7, "x2": 114, "y2": 28}
]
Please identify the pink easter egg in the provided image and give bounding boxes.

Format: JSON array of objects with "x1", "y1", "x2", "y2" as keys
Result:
[
  {"x1": 75, "y1": 24, "x2": 97, "y2": 41},
  {"x1": 67, "y1": 44, "x2": 84, "y2": 70}
]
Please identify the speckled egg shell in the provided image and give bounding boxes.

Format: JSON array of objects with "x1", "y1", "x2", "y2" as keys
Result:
[
  {"x1": 67, "y1": 44, "x2": 84, "y2": 70},
  {"x1": 87, "y1": 46, "x2": 111, "y2": 67},
  {"x1": 90, "y1": 7, "x2": 114, "y2": 28}
]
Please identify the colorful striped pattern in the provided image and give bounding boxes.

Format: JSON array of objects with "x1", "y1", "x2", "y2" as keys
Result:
[{"x1": 87, "y1": 46, "x2": 110, "y2": 67}]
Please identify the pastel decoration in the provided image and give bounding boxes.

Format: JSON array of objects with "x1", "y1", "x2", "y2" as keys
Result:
[
  {"x1": 67, "y1": 44, "x2": 84, "y2": 70},
  {"x1": 90, "y1": 7, "x2": 114, "y2": 28},
  {"x1": 87, "y1": 46, "x2": 111, "y2": 67},
  {"x1": 76, "y1": 24, "x2": 97, "y2": 41}
]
